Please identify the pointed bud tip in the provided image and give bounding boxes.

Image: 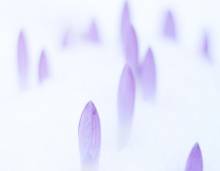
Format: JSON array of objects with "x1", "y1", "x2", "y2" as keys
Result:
[
  {"x1": 18, "y1": 30, "x2": 24, "y2": 40},
  {"x1": 123, "y1": 64, "x2": 133, "y2": 74},
  {"x1": 87, "y1": 100, "x2": 94, "y2": 106},
  {"x1": 122, "y1": 1, "x2": 130, "y2": 21},
  {"x1": 121, "y1": 1, "x2": 131, "y2": 46},
  {"x1": 17, "y1": 29, "x2": 29, "y2": 89},
  {"x1": 17, "y1": 30, "x2": 26, "y2": 49},
  {"x1": 118, "y1": 64, "x2": 135, "y2": 121},
  {"x1": 121, "y1": 64, "x2": 135, "y2": 87},
  {"x1": 185, "y1": 143, "x2": 203, "y2": 171},
  {"x1": 194, "y1": 142, "x2": 200, "y2": 149},
  {"x1": 61, "y1": 29, "x2": 73, "y2": 48},
  {"x1": 146, "y1": 47, "x2": 153, "y2": 57},
  {"x1": 123, "y1": 1, "x2": 129, "y2": 10},
  {"x1": 124, "y1": 24, "x2": 139, "y2": 69},
  {"x1": 201, "y1": 31, "x2": 211, "y2": 59},
  {"x1": 85, "y1": 101, "x2": 97, "y2": 115},
  {"x1": 191, "y1": 142, "x2": 202, "y2": 157},
  {"x1": 163, "y1": 9, "x2": 176, "y2": 39},
  {"x1": 40, "y1": 49, "x2": 46, "y2": 57},
  {"x1": 139, "y1": 47, "x2": 157, "y2": 101},
  {"x1": 38, "y1": 49, "x2": 49, "y2": 83},
  {"x1": 85, "y1": 19, "x2": 100, "y2": 43}
]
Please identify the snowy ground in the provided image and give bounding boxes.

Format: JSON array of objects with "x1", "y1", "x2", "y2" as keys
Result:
[{"x1": 0, "y1": 0, "x2": 219, "y2": 170}]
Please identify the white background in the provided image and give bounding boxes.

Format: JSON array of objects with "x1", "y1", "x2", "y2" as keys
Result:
[{"x1": 0, "y1": 0, "x2": 219, "y2": 170}]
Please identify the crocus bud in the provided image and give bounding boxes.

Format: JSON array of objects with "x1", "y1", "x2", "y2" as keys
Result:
[
  {"x1": 117, "y1": 65, "x2": 135, "y2": 148},
  {"x1": 139, "y1": 48, "x2": 157, "y2": 101},
  {"x1": 17, "y1": 30, "x2": 29, "y2": 89},
  {"x1": 121, "y1": 1, "x2": 131, "y2": 45},
  {"x1": 185, "y1": 143, "x2": 203, "y2": 171},
  {"x1": 162, "y1": 10, "x2": 177, "y2": 40},
  {"x1": 78, "y1": 101, "x2": 101, "y2": 169},
  {"x1": 201, "y1": 31, "x2": 211, "y2": 60},
  {"x1": 84, "y1": 19, "x2": 100, "y2": 43},
  {"x1": 123, "y1": 24, "x2": 139, "y2": 71},
  {"x1": 61, "y1": 29, "x2": 73, "y2": 48},
  {"x1": 38, "y1": 50, "x2": 49, "y2": 83}
]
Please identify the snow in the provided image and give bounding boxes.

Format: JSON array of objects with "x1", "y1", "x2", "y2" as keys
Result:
[{"x1": 0, "y1": 0, "x2": 219, "y2": 170}]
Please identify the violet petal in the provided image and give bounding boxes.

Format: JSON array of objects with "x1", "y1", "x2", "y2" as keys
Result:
[
  {"x1": 38, "y1": 50, "x2": 49, "y2": 83},
  {"x1": 121, "y1": 1, "x2": 131, "y2": 45},
  {"x1": 185, "y1": 143, "x2": 203, "y2": 171},
  {"x1": 17, "y1": 30, "x2": 29, "y2": 88},
  {"x1": 117, "y1": 65, "x2": 135, "y2": 148},
  {"x1": 78, "y1": 101, "x2": 101, "y2": 166},
  {"x1": 124, "y1": 24, "x2": 139, "y2": 70},
  {"x1": 61, "y1": 29, "x2": 73, "y2": 48},
  {"x1": 162, "y1": 10, "x2": 176, "y2": 40},
  {"x1": 201, "y1": 31, "x2": 210, "y2": 58},
  {"x1": 139, "y1": 48, "x2": 157, "y2": 100},
  {"x1": 84, "y1": 19, "x2": 100, "y2": 43}
]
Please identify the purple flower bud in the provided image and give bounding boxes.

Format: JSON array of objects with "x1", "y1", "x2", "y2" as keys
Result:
[
  {"x1": 38, "y1": 50, "x2": 49, "y2": 83},
  {"x1": 78, "y1": 101, "x2": 101, "y2": 167},
  {"x1": 17, "y1": 30, "x2": 29, "y2": 89},
  {"x1": 185, "y1": 143, "x2": 203, "y2": 171},
  {"x1": 162, "y1": 10, "x2": 176, "y2": 40},
  {"x1": 121, "y1": 1, "x2": 131, "y2": 45},
  {"x1": 117, "y1": 65, "x2": 135, "y2": 148},
  {"x1": 139, "y1": 48, "x2": 157, "y2": 100},
  {"x1": 61, "y1": 29, "x2": 73, "y2": 48},
  {"x1": 201, "y1": 31, "x2": 210, "y2": 58},
  {"x1": 84, "y1": 19, "x2": 100, "y2": 43},
  {"x1": 123, "y1": 24, "x2": 139, "y2": 71}
]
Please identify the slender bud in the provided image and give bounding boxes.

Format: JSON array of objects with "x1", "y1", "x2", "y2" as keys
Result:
[
  {"x1": 201, "y1": 31, "x2": 211, "y2": 60},
  {"x1": 185, "y1": 143, "x2": 203, "y2": 171},
  {"x1": 78, "y1": 101, "x2": 101, "y2": 169},
  {"x1": 84, "y1": 20, "x2": 100, "y2": 43},
  {"x1": 121, "y1": 1, "x2": 131, "y2": 45},
  {"x1": 123, "y1": 24, "x2": 139, "y2": 71},
  {"x1": 38, "y1": 50, "x2": 49, "y2": 83},
  {"x1": 117, "y1": 65, "x2": 135, "y2": 148},
  {"x1": 162, "y1": 10, "x2": 177, "y2": 40},
  {"x1": 139, "y1": 48, "x2": 157, "y2": 100},
  {"x1": 17, "y1": 30, "x2": 29, "y2": 89}
]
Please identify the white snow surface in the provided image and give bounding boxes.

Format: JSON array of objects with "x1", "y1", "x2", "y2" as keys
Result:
[{"x1": 0, "y1": 0, "x2": 219, "y2": 170}]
